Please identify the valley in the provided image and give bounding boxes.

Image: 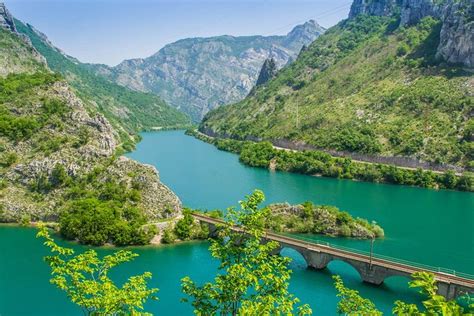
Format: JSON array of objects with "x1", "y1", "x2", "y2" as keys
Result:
[{"x1": 0, "y1": 0, "x2": 473, "y2": 314}]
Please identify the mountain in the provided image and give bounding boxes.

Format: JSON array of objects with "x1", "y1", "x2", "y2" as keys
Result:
[
  {"x1": 14, "y1": 19, "x2": 191, "y2": 149},
  {"x1": 0, "y1": 5, "x2": 181, "y2": 241},
  {"x1": 90, "y1": 20, "x2": 326, "y2": 121},
  {"x1": 200, "y1": 0, "x2": 474, "y2": 171}
]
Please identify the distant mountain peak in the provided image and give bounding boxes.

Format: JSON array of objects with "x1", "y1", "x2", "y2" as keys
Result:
[
  {"x1": 0, "y1": 2, "x2": 16, "y2": 32},
  {"x1": 284, "y1": 20, "x2": 326, "y2": 48}
]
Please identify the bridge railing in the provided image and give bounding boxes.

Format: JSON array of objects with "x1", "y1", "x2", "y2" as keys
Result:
[
  {"x1": 193, "y1": 214, "x2": 474, "y2": 281},
  {"x1": 278, "y1": 233, "x2": 474, "y2": 281}
]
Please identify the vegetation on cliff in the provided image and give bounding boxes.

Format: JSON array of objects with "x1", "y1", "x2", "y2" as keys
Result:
[
  {"x1": 0, "y1": 26, "x2": 182, "y2": 244},
  {"x1": 201, "y1": 15, "x2": 473, "y2": 171},
  {"x1": 161, "y1": 209, "x2": 209, "y2": 244},
  {"x1": 14, "y1": 19, "x2": 190, "y2": 149}
]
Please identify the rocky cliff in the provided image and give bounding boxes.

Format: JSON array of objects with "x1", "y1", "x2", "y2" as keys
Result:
[
  {"x1": 0, "y1": 3, "x2": 15, "y2": 32},
  {"x1": 14, "y1": 18, "x2": 190, "y2": 149},
  {"x1": 349, "y1": 0, "x2": 473, "y2": 68},
  {"x1": 200, "y1": 13, "x2": 473, "y2": 172},
  {"x1": 91, "y1": 21, "x2": 326, "y2": 121},
  {"x1": 349, "y1": 0, "x2": 402, "y2": 18},
  {"x1": 436, "y1": 0, "x2": 474, "y2": 68},
  {"x1": 0, "y1": 13, "x2": 181, "y2": 223}
]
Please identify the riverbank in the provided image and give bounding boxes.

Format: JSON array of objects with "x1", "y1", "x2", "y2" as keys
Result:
[{"x1": 186, "y1": 129, "x2": 473, "y2": 192}]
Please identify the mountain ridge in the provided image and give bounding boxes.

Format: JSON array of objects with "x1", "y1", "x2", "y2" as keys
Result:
[
  {"x1": 90, "y1": 20, "x2": 326, "y2": 121},
  {"x1": 200, "y1": 1, "x2": 473, "y2": 175},
  {"x1": 14, "y1": 18, "x2": 191, "y2": 149}
]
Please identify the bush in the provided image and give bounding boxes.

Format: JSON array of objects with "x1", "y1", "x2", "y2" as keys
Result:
[
  {"x1": 0, "y1": 151, "x2": 18, "y2": 167},
  {"x1": 162, "y1": 227, "x2": 177, "y2": 244},
  {"x1": 340, "y1": 225, "x2": 352, "y2": 237},
  {"x1": 174, "y1": 210, "x2": 195, "y2": 240}
]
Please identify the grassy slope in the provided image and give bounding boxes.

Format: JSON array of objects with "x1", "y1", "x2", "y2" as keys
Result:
[
  {"x1": 14, "y1": 20, "x2": 190, "y2": 148},
  {"x1": 201, "y1": 16, "x2": 473, "y2": 169}
]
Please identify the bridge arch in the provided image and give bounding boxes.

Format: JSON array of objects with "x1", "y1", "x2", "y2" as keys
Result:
[
  {"x1": 326, "y1": 258, "x2": 367, "y2": 282},
  {"x1": 279, "y1": 247, "x2": 309, "y2": 268}
]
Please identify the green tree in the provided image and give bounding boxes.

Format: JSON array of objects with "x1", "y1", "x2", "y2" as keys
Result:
[
  {"x1": 333, "y1": 275, "x2": 382, "y2": 315},
  {"x1": 181, "y1": 190, "x2": 311, "y2": 315},
  {"x1": 334, "y1": 272, "x2": 473, "y2": 315},
  {"x1": 174, "y1": 209, "x2": 195, "y2": 240},
  {"x1": 393, "y1": 272, "x2": 472, "y2": 315},
  {"x1": 37, "y1": 225, "x2": 158, "y2": 315}
]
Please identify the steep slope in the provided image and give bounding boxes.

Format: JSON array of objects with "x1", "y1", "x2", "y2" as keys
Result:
[
  {"x1": 91, "y1": 20, "x2": 326, "y2": 121},
  {"x1": 201, "y1": 1, "x2": 473, "y2": 171},
  {"x1": 14, "y1": 20, "x2": 190, "y2": 149},
  {"x1": 0, "y1": 15, "x2": 181, "y2": 244}
]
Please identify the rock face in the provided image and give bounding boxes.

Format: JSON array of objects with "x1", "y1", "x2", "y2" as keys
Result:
[
  {"x1": 0, "y1": 6, "x2": 182, "y2": 223},
  {"x1": 349, "y1": 0, "x2": 473, "y2": 68},
  {"x1": 436, "y1": 0, "x2": 474, "y2": 68},
  {"x1": 255, "y1": 58, "x2": 278, "y2": 86},
  {"x1": 349, "y1": 0, "x2": 402, "y2": 18},
  {"x1": 92, "y1": 21, "x2": 325, "y2": 121},
  {"x1": 400, "y1": 0, "x2": 439, "y2": 26},
  {"x1": 0, "y1": 3, "x2": 16, "y2": 32}
]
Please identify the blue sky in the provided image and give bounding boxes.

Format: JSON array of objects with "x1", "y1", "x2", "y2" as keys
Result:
[{"x1": 6, "y1": 0, "x2": 352, "y2": 66}]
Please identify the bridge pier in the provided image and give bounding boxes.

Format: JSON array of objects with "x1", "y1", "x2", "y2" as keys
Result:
[
  {"x1": 194, "y1": 215, "x2": 474, "y2": 300},
  {"x1": 301, "y1": 250, "x2": 332, "y2": 270}
]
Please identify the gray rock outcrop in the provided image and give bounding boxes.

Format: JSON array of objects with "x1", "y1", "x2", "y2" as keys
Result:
[
  {"x1": 400, "y1": 0, "x2": 439, "y2": 26},
  {"x1": 255, "y1": 58, "x2": 278, "y2": 86},
  {"x1": 90, "y1": 21, "x2": 326, "y2": 121},
  {"x1": 349, "y1": 0, "x2": 402, "y2": 18},
  {"x1": 348, "y1": 0, "x2": 473, "y2": 68},
  {"x1": 436, "y1": 0, "x2": 474, "y2": 68},
  {"x1": 0, "y1": 2, "x2": 16, "y2": 32}
]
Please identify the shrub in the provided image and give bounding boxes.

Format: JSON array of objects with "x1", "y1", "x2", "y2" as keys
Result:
[{"x1": 162, "y1": 227, "x2": 177, "y2": 244}]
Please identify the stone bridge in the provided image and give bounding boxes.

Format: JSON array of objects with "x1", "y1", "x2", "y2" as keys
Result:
[{"x1": 193, "y1": 213, "x2": 474, "y2": 300}]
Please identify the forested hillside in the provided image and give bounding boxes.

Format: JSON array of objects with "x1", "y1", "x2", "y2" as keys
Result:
[
  {"x1": 0, "y1": 13, "x2": 181, "y2": 245},
  {"x1": 201, "y1": 0, "x2": 473, "y2": 171},
  {"x1": 14, "y1": 20, "x2": 190, "y2": 149}
]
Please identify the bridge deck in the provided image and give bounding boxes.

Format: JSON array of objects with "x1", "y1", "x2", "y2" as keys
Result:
[{"x1": 192, "y1": 213, "x2": 474, "y2": 289}]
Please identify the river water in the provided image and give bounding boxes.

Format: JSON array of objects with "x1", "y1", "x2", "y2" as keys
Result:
[{"x1": 1, "y1": 130, "x2": 473, "y2": 315}]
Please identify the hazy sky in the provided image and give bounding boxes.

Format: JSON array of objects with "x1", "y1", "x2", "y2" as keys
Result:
[{"x1": 6, "y1": 0, "x2": 352, "y2": 66}]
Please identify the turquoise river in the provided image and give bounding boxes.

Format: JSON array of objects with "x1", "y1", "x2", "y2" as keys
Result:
[{"x1": 1, "y1": 130, "x2": 473, "y2": 315}]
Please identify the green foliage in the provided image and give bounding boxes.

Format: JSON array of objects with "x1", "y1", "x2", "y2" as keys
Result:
[
  {"x1": 267, "y1": 201, "x2": 384, "y2": 238},
  {"x1": 161, "y1": 227, "x2": 177, "y2": 244},
  {"x1": 20, "y1": 214, "x2": 31, "y2": 226},
  {"x1": 59, "y1": 197, "x2": 154, "y2": 246},
  {"x1": 181, "y1": 190, "x2": 312, "y2": 315},
  {"x1": 334, "y1": 272, "x2": 473, "y2": 315},
  {"x1": 333, "y1": 275, "x2": 382, "y2": 315},
  {"x1": 201, "y1": 14, "x2": 473, "y2": 170},
  {"x1": 0, "y1": 151, "x2": 18, "y2": 167},
  {"x1": 15, "y1": 19, "x2": 190, "y2": 146},
  {"x1": 0, "y1": 72, "x2": 72, "y2": 145},
  {"x1": 37, "y1": 225, "x2": 158, "y2": 315},
  {"x1": 393, "y1": 272, "x2": 473, "y2": 315},
  {"x1": 50, "y1": 160, "x2": 157, "y2": 246},
  {"x1": 190, "y1": 133, "x2": 473, "y2": 191}
]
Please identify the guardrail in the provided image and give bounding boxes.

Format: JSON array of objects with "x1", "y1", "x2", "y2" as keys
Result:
[
  {"x1": 277, "y1": 232, "x2": 474, "y2": 281},
  {"x1": 193, "y1": 213, "x2": 474, "y2": 281}
]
